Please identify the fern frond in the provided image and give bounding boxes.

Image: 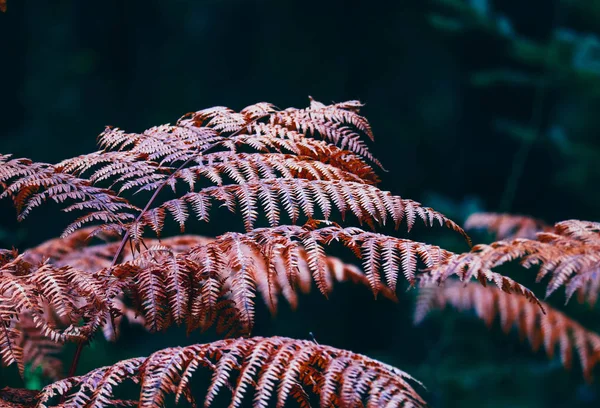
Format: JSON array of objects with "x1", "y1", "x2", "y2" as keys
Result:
[
  {"x1": 178, "y1": 98, "x2": 378, "y2": 166},
  {"x1": 415, "y1": 282, "x2": 600, "y2": 381},
  {"x1": 16, "y1": 314, "x2": 64, "y2": 380},
  {"x1": 1, "y1": 309, "x2": 68, "y2": 379},
  {"x1": 465, "y1": 212, "x2": 550, "y2": 240},
  {"x1": 36, "y1": 336, "x2": 427, "y2": 408},
  {"x1": 143, "y1": 178, "x2": 470, "y2": 240},
  {"x1": 97, "y1": 124, "x2": 220, "y2": 159},
  {"x1": 0, "y1": 251, "x2": 117, "y2": 375},
  {"x1": 221, "y1": 128, "x2": 380, "y2": 184},
  {"x1": 0, "y1": 321, "x2": 23, "y2": 376},
  {"x1": 424, "y1": 219, "x2": 600, "y2": 305},
  {"x1": 0, "y1": 98, "x2": 551, "y2": 403},
  {"x1": 553, "y1": 219, "x2": 600, "y2": 244},
  {"x1": 110, "y1": 227, "x2": 396, "y2": 335},
  {"x1": 19, "y1": 227, "x2": 388, "y2": 343},
  {"x1": 17, "y1": 226, "x2": 401, "y2": 340},
  {"x1": 2, "y1": 99, "x2": 466, "y2": 247},
  {"x1": 157, "y1": 152, "x2": 368, "y2": 193},
  {"x1": 109, "y1": 222, "x2": 534, "y2": 336},
  {"x1": 0, "y1": 155, "x2": 138, "y2": 227}
]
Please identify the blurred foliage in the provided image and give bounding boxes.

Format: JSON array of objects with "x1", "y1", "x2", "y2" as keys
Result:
[
  {"x1": 0, "y1": 0, "x2": 599, "y2": 406},
  {"x1": 428, "y1": 0, "x2": 600, "y2": 214}
]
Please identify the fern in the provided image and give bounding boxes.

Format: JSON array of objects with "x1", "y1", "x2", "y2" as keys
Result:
[
  {"x1": 36, "y1": 337, "x2": 427, "y2": 408},
  {"x1": 0, "y1": 154, "x2": 137, "y2": 226},
  {"x1": 0, "y1": 98, "x2": 542, "y2": 407},
  {"x1": 0, "y1": 249, "x2": 118, "y2": 378},
  {"x1": 415, "y1": 281, "x2": 600, "y2": 381},
  {"x1": 465, "y1": 212, "x2": 551, "y2": 240},
  {"x1": 1, "y1": 99, "x2": 467, "y2": 243},
  {"x1": 425, "y1": 219, "x2": 600, "y2": 305}
]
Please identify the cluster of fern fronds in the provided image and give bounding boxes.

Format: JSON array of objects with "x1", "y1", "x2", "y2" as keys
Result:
[
  {"x1": 418, "y1": 213, "x2": 600, "y2": 381},
  {"x1": 0, "y1": 98, "x2": 596, "y2": 407}
]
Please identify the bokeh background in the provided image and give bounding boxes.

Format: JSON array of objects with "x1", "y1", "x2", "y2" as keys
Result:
[{"x1": 1, "y1": 0, "x2": 600, "y2": 406}]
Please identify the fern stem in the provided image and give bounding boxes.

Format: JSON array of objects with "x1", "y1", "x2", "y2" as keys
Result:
[
  {"x1": 67, "y1": 115, "x2": 270, "y2": 379},
  {"x1": 67, "y1": 341, "x2": 84, "y2": 378},
  {"x1": 110, "y1": 115, "x2": 269, "y2": 265},
  {"x1": 63, "y1": 340, "x2": 85, "y2": 402},
  {"x1": 67, "y1": 116, "x2": 270, "y2": 381}
]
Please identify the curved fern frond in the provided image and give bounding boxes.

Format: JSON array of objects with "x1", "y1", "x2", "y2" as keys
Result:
[
  {"x1": 0, "y1": 250, "x2": 118, "y2": 376},
  {"x1": 271, "y1": 98, "x2": 379, "y2": 166},
  {"x1": 0, "y1": 154, "x2": 138, "y2": 225},
  {"x1": 13, "y1": 314, "x2": 64, "y2": 380},
  {"x1": 109, "y1": 222, "x2": 535, "y2": 336},
  {"x1": 15, "y1": 226, "x2": 399, "y2": 343},
  {"x1": 142, "y1": 178, "x2": 470, "y2": 240},
  {"x1": 465, "y1": 212, "x2": 550, "y2": 240},
  {"x1": 0, "y1": 254, "x2": 111, "y2": 344},
  {"x1": 415, "y1": 282, "x2": 600, "y2": 381},
  {"x1": 2, "y1": 99, "x2": 463, "y2": 247},
  {"x1": 36, "y1": 336, "x2": 427, "y2": 408},
  {"x1": 216, "y1": 128, "x2": 380, "y2": 184},
  {"x1": 110, "y1": 225, "x2": 400, "y2": 336},
  {"x1": 424, "y1": 219, "x2": 600, "y2": 305},
  {"x1": 553, "y1": 219, "x2": 600, "y2": 244}
]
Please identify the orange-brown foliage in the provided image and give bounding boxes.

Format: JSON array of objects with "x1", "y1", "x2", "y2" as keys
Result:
[{"x1": 0, "y1": 99, "x2": 545, "y2": 407}]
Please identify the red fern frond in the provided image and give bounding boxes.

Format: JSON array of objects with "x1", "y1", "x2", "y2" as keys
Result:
[
  {"x1": 2, "y1": 99, "x2": 547, "y2": 400},
  {"x1": 1, "y1": 99, "x2": 469, "y2": 251},
  {"x1": 16, "y1": 314, "x2": 64, "y2": 380},
  {"x1": 0, "y1": 250, "x2": 118, "y2": 376},
  {"x1": 465, "y1": 212, "x2": 550, "y2": 240},
  {"x1": 19, "y1": 227, "x2": 395, "y2": 345},
  {"x1": 0, "y1": 155, "x2": 138, "y2": 228},
  {"x1": 109, "y1": 224, "x2": 402, "y2": 335},
  {"x1": 36, "y1": 336, "x2": 427, "y2": 408},
  {"x1": 424, "y1": 219, "x2": 600, "y2": 305},
  {"x1": 415, "y1": 281, "x2": 600, "y2": 381},
  {"x1": 106, "y1": 222, "x2": 534, "y2": 336},
  {"x1": 553, "y1": 219, "x2": 600, "y2": 244},
  {"x1": 142, "y1": 179, "x2": 470, "y2": 239},
  {"x1": 223, "y1": 128, "x2": 380, "y2": 184}
]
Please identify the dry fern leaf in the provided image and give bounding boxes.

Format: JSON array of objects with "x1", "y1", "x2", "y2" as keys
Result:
[
  {"x1": 16, "y1": 228, "x2": 391, "y2": 353},
  {"x1": 12, "y1": 314, "x2": 64, "y2": 380},
  {"x1": 423, "y1": 219, "x2": 600, "y2": 306},
  {"x1": 142, "y1": 178, "x2": 470, "y2": 240},
  {"x1": 465, "y1": 212, "x2": 550, "y2": 240},
  {"x1": 36, "y1": 336, "x2": 427, "y2": 408},
  {"x1": 0, "y1": 99, "x2": 468, "y2": 246},
  {"x1": 16, "y1": 221, "x2": 532, "y2": 345},
  {"x1": 108, "y1": 221, "x2": 534, "y2": 337},
  {"x1": 270, "y1": 98, "x2": 380, "y2": 166},
  {"x1": 1, "y1": 98, "x2": 383, "y2": 238},
  {"x1": 109, "y1": 223, "x2": 403, "y2": 335},
  {"x1": 180, "y1": 98, "x2": 377, "y2": 163},
  {"x1": 0, "y1": 154, "x2": 138, "y2": 230},
  {"x1": 553, "y1": 219, "x2": 600, "y2": 244},
  {"x1": 0, "y1": 249, "x2": 119, "y2": 376},
  {"x1": 0, "y1": 253, "x2": 112, "y2": 342},
  {"x1": 415, "y1": 281, "x2": 600, "y2": 381}
]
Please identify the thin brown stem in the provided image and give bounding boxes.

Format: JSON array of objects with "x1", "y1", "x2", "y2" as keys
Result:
[
  {"x1": 68, "y1": 341, "x2": 84, "y2": 378},
  {"x1": 66, "y1": 115, "x2": 269, "y2": 380},
  {"x1": 62, "y1": 340, "x2": 85, "y2": 403}
]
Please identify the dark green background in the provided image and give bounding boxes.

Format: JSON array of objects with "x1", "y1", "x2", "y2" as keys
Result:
[{"x1": 1, "y1": 0, "x2": 600, "y2": 406}]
